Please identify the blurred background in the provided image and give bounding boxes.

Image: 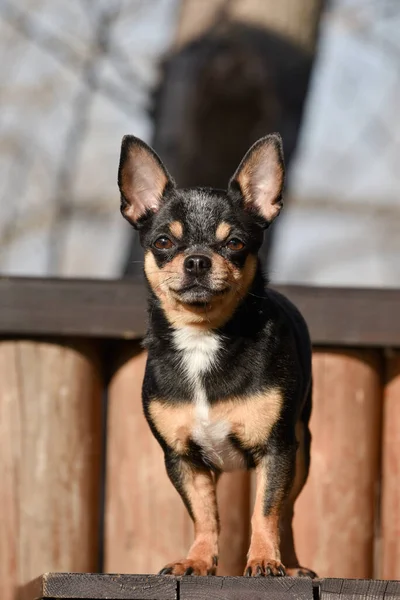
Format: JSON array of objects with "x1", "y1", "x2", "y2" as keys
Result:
[
  {"x1": 1, "y1": 1, "x2": 400, "y2": 598},
  {"x1": 1, "y1": 0, "x2": 399, "y2": 285}
]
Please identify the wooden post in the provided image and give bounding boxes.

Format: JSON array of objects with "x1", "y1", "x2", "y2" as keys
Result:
[
  {"x1": 105, "y1": 344, "x2": 251, "y2": 575},
  {"x1": 0, "y1": 339, "x2": 102, "y2": 600},
  {"x1": 217, "y1": 472, "x2": 250, "y2": 575},
  {"x1": 381, "y1": 351, "x2": 400, "y2": 579},
  {"x1": 293, "y1": 350, "x2": 382, "y2": 578}
]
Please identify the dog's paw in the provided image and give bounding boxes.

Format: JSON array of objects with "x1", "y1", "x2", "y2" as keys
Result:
[
  {"x1": 159, "y1": 558, "x2": 216, "y2": 576},
  {"x1": 244, "y1": 558, "x2": 286, "y2": 577},
  {"x1": 285, "y1": 567, "x2": 317, "y2": 578}
]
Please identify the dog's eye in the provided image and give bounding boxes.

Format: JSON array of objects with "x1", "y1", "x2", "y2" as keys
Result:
[
  {"x1": 154, "y1": 236, "x2": 174, "y2": 250},
  {"x1": 226, "y1": 238, "x2": 245, "y2": 251}
]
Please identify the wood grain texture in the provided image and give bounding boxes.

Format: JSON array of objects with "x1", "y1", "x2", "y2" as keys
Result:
[
  {"x1": 0, "y1": 339, "x2": 103, "y2": 600},
  {"x1": 293, "y1": 350, "x2": 382, "y2": 578},
  {"x1": 20, "y1": 573, "x2": 400, "y2": 600},
  {"x1": 381, "y1": 352, "x2": 400, "y2": 579},
  {"x1": 105, "y1": 345, "x2": 193, "y2": 575},
  {"x1": 318, "y1": 577, "x2": 400, "y2": 599},
  {"x1": 180, "y1": 575, "x2": 313, "y2": 600},
  {"x1": 1, "y1": 277, "x2": 400, "y2": 347},
  {"x1": 217, "y1": 472, "x2": 251, "y2": 575},
  {"x1": 20, "y1": 572, "x2": 177, "y2": 600}
]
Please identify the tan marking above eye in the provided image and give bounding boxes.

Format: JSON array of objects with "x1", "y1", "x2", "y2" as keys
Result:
[
  {"x1": 169, "y1": 220, "x2": 184, "y2": 239},
  {"x1": 215, "y1": 222, "x2": 231, "y2": 242}
]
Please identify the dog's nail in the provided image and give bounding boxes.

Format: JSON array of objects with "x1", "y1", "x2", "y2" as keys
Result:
[
  {"x1": 159, "y1": 567, "x2": 173, "y2": 575},
  {"x1": 245, "y1": 567, "x2": 252, "y2": 577},
  {"x1": 278, "y1": 566, "x2": 286, "y2": 577},
  {"x1": 255, "y1": 566, "x2": 263, "y2": 577},
  {"x1": 265, "y1": 566, "x2": 272, "y2": 576},
  {"x1": 184, "y1": 567, "x2": 194, "y2": 576}
]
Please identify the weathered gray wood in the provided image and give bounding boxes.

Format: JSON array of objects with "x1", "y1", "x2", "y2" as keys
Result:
[
  {"x1": 318, "y1": 577, "x2": 400, "y2": 599},
  {"x1": 180, "y1": 576, "x2": 313, "y2": 600},
  {"x1": 20, "y1": 574, "x2": 400, "y2": 600},
  {"x1": 20, "y1": 573, "x2": 177, "y2": 600},
  {"x1": 1, "y1": 277, "x2": 400, "y2": 347}
]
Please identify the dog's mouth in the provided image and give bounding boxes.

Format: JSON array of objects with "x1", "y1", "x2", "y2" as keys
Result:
[{"x1": 170, "y1": 282, "x2": 230, "y2": 306}]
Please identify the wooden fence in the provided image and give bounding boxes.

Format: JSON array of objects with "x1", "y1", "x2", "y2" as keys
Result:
[{"x1": 1, "y1": 277, "x2": 400, "y2": 600}]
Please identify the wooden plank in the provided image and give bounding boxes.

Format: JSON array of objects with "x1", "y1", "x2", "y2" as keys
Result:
[
  {"x1": 381, "y1": 351, "x2": 400, "y2": 579},
  {"x1": 318, "y1": 577, "x2": 400, "y2": 599},
  {"x1": 179, "y1": 576, "x2": 313, "y2": 600},
  {"x1": 0, "y1": 340, "x2": 103, "y2": 600},
  {"x1": 216, "y1": 472, "x2": 251, "y2": 576},
  {"x1": 293, "y1": 350, "x2": 382, "y2": 578},
  {"x1": 20, "y1": 573, "x2": 177, "y2": 600},
  {"x1": 1, "y1": 277, "x2": 400, "y2": 347},
  {"x1": 105, "y1": 345, "x2": 193, "y2": 575},
  {"x1": 0, "y1": 276, "x2": 148, "y2": 339}
]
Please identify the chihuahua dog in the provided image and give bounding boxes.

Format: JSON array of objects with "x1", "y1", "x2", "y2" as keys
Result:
[{"x1": 118, "y1": 133, "x2": 314, "y2": 578}]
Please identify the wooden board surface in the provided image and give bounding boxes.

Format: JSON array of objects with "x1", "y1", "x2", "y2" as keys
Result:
[
  {"x1": 293, "y1": 350, "x2": 382, "y2": 578},
  {"x1": 0, "y1": 340, "x2": 103, "y2": 600},
  {"x1": 179, "y1": 575, "x2": 313, "y2": 600},
  {"x1": 1, "y1": 277, "x2": 400, "y2": 347},
  {"x1": 318, "y1": 577, "x2": 400, "y2": 599},
  {"x1": 381, "y1": 352, "x2": 400, "y2": 579},
  {"x1": 216, "y1": 472, "x2": 250, "y2": 575},
  {"x1": 20, "y1": 573, "x2": 177, "y2": 600},
  {"x1": 21, "y1": 573, "x2": 400, "y2": 600}
]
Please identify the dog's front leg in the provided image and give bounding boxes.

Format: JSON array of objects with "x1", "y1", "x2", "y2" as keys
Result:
[
  {"x1": 245, "y1": 447, "x2": 296, "y2": 577},
  {"x1": 159, "y1": 454, "x2": 219, "y2": 576}
]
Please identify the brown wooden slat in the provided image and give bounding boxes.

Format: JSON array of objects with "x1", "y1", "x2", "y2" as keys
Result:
[
  {"x1": 293, "y1": 350, "x2": 382, "y2": 578},
  {"x1": 0, "y1": 340, "x2": 103, "y2": 600},
  {"x1": 179, "y1": 576, "x2": 313, "y2": 600},
  {"x1": 381, "y1": 351, "x2": 400, "y2": 579},
  {"x1": 1, "y1": 277, "x2": 400, "y2": 347},
  {"x1": 217, "y1": 472, "x2": 251, "y2": 576},
  {"x1": 0, "y1": 277, "x2": 148, "y2": 340},
  {"x1": 20, "y1": 573, "x2": 177, "y2": 600}
]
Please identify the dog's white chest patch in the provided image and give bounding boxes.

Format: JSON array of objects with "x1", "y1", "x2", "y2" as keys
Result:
[{"x1": 173, "y1": 327, "x2": 244, "y2": 470}]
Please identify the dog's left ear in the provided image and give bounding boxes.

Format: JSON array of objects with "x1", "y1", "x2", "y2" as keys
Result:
[
  {"x1": 118, "y1": 135, "x2": 174, "y2": 228},
  {"x1": 228, "y1": 133, "x2": 285, "y2": 225}
]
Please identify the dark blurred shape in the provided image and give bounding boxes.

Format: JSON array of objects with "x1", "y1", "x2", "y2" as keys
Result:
[{"x1": 124, "y1": 20, "x2": 317, "y2": 277}]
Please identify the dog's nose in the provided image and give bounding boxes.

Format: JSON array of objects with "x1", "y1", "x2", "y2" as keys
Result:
[{"x1": 184, "y1": 254, "x2": 212, "y2": 276}]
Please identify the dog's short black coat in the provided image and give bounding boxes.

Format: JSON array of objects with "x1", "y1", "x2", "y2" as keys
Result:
[{"x1": 117, "y1": 133, "x2": 314, "y2": 578}]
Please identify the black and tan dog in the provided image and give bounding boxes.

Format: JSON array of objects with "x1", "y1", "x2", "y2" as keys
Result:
[{"x1": 118, "y1": 133, "x2": 315, "y2": 578}]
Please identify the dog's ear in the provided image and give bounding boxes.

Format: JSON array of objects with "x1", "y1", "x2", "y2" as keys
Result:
[
  {"x1": 118, "y1": 135, "x2": 174, "y2": 228},
  {"x1": 228, "y1": 134, "x2": 285, "y2": 225}
]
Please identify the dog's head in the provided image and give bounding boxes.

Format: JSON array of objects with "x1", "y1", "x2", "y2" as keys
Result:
[{"x1": 118, "y1": 134, "x2": 284, "y2": 328}]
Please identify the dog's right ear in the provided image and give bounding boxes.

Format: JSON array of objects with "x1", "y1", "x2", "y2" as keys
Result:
[{"x1": 118, "y1": 135, "x2": 174, "y2": 228}]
